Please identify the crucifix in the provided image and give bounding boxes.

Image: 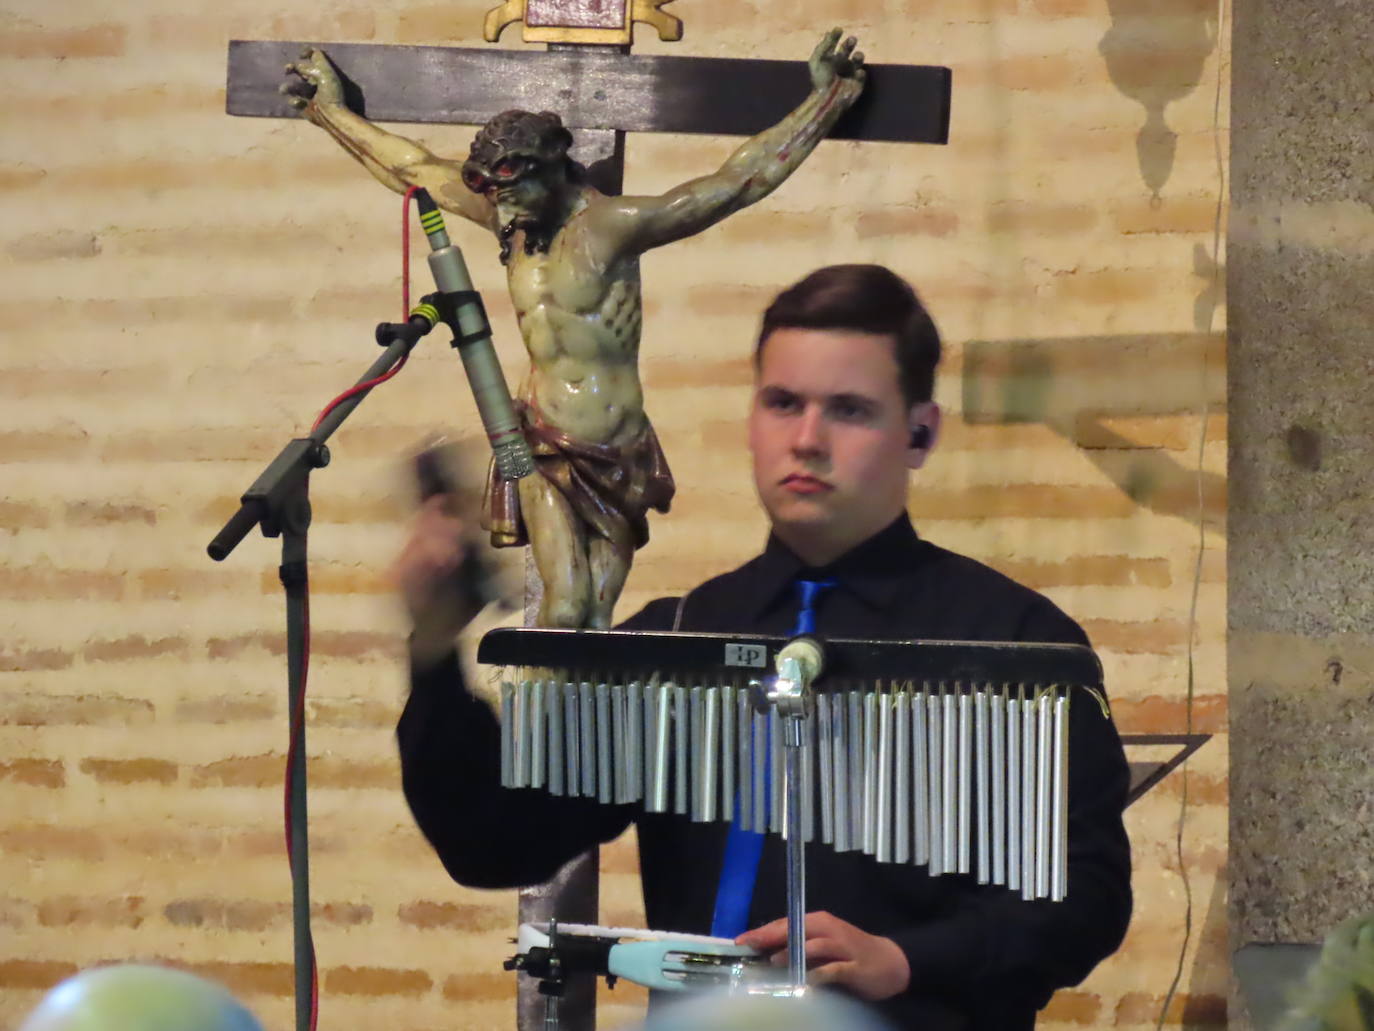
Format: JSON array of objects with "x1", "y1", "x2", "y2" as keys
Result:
[{"x1": 227, "y1": 4, "x2": 950, "y2": 1028}]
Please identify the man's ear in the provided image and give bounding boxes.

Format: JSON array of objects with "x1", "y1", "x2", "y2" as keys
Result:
[{"x1": 907, "y1": 402, "x2": 941, "y2": 470}]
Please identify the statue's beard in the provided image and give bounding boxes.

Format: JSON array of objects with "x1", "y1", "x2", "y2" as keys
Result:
[{"x1": 496, "y1": 205, "x2": 556, "y2": 265}]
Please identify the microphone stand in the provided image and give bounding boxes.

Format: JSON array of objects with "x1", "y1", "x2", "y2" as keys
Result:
[
  {"x1": 757, "y1": 638, "x2": 824, "y2": 995},
  {"x1": 206, "y1": 307, "x2": 436, "y2": 1031}
]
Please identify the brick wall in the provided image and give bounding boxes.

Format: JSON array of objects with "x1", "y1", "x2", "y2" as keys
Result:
[{"x1": 0, "y1": 0, "x2": 1228, "y2": 1027}]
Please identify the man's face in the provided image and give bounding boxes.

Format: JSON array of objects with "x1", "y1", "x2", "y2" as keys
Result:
[{"x1": 748, "y1": 327, "x2": 936, "y2": 565}]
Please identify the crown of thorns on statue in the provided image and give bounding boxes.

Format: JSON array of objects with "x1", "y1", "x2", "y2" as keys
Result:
[{"x1": 461, "y1": 110, "x2": 575, "y2": 193}]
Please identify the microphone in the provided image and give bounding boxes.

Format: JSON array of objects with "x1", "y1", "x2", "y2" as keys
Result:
[{"x1": 412, "y1": 189, "x2": 535, "y2": 482}]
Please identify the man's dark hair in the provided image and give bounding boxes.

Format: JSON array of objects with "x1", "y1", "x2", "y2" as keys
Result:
[{"x1": 755, "y1": 264, "x2": 942, "y2": 405}]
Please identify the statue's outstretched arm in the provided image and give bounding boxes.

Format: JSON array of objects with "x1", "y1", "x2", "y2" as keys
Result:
[
  {"x1": 591, "y1": 29, "x2": 865, "y2": 256},
  {"x1": 283, "y1": 49, "x2": 497, "y2": 232}
]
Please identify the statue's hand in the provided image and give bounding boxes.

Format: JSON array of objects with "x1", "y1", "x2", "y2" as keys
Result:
[
  {"x1": 280, "y1": 47, "x2": 344, "y2": 114},
  {"x1": 809, "y1": 28, "x2": 866, "y2": 98}
]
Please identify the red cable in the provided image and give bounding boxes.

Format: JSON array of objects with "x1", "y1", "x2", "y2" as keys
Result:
[
  {"x1": 307, "y1": 187, "x2": 424, "y2": 435},
  {"x1": 309, "y1": 356, "x2": 410, "y2": 433}
]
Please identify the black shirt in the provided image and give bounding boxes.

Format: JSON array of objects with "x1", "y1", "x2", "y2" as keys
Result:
[{"x1": 398, "y1": 515, "x2": 1132, "y2": 1029}]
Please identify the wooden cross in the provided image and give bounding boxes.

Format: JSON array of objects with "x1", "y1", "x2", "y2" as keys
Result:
[
  {"x1": 226, "y1": 7, "x2": 951, "y2": 198},
  {"x1": 226, "y1": 5, "x2": 950, "y2": 1028}
]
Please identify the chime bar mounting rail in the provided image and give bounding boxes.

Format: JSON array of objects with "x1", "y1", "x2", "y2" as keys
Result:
[{"x1": 477, "y1": 628, "x2": 1103, "y2": 686}]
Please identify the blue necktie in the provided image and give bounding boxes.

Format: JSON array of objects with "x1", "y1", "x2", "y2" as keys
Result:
[{"x1": 709, "y1": 578, "x2": 836, "y2": 939}]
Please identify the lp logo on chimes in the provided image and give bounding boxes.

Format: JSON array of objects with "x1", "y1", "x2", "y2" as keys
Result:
[{"x1": 724, "y1": 643, "x2": 768, "y2": 668}]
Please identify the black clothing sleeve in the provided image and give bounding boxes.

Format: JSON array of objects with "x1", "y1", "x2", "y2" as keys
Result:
[
  {"x1": 397, "y1": 650, "x2": 634, "y2": 888},
  {"x1": 396, "y1": 596, "x2": 684, "y2": 887}
]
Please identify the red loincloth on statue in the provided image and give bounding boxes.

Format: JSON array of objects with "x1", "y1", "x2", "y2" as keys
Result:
[{"x1": 482, "y1": 403, "x2": 675, "y2": 564}]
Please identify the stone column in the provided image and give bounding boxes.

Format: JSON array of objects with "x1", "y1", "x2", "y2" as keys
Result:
[{"x1": 1228, "y1": 0, "x2": 1374, "y2": 1023}]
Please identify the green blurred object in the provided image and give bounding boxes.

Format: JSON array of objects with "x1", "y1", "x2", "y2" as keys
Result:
[
  {"x1": 1275, "y1": 913, "x2": 1374, "y2": 1031},
  {"x1": 20, "y1": 964, "x2": 264, "y2": 1031}
]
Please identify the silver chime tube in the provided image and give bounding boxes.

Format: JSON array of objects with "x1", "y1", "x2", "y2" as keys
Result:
[
  {"x1": 580, "y1": 682, "x2": 596, "y2": 799},
  {"x1": 990, "y1": 688, "x2": 1005, "y2": 884},
  {"x1": 596, "y1": 683, "x2": 613, "y2": 805},
  {"x1": 957, "y1": 689, "x2": 972, "y2": 874},
  {"x1": 862, "y1": 691, "x2": 878, "y2": 855},
  {"x1": 1020, "y1": 694, "x2": 1037, "y2": 900},
  {"x1": 500, "y1": 682, "x2": 515, "y2": 788},
  {"x1": 1052, "y1": 691, "x2": 1070, "y2": 900},
  {"x1": 783, "y1": 715, "x2": 807, "y2": 990},
  {"x1": 738, "y1": 692, "x2": 753, "y2": 831},
  {"x1": 832, "y1": 693, "x2": 851, "y2": 852},
  {"x1": 876, "y1": 693, "x2": 894, "y2": 863},
  {"x1": 609, "y1": 683, "x2": 625, "y2": 803},
  {"x1": 673, "y1": 685, "x2": 689, "y2": 816},
  {"x1": 700, "y1": 687, "x2": 720, "y2": 823},
  {"x1": 1006, "y1": 693, "x2": 1020, "y2": 893},
  {"x1": 547, "y1": 680, "x2": 564, "y2": 796},
  {"x1": 941, "y1": 689, "x2": 957, "y2": 874},
  {"x1": 649, "y1": 684, "x2": 670, "y2": 813},
  {"x1": 818, "y1": 694, "x2": 834, "y2": 846},
  {"x1": 974, "y1": 688, "x2": 989, "y2": 884},
  {"x1": 530, "y1": 680, "x2": 546, "y2": 791},
  {"x1": 1035, "y1": 692, "x2": 1053, "y2": 899},
  {"x1": 625, "y1": 682, "x2": 642, "y2": 803},
  {"x1": 752, "y1": 710, "x2": 769, "y2": 834},
  {"x1": 912, "y1": 691, "x2": 929, "y2": 866},
  {"x1": 894, "y1": 691, "x2": 911, "y2": 864},
  {"x1": 721, "y1": 684, "x2": 736, "y2": 822}
]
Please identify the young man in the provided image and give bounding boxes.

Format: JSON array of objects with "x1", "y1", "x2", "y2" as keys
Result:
[{"x1": 395, "y1": 265, "x2": 1132, "y2": 1030}]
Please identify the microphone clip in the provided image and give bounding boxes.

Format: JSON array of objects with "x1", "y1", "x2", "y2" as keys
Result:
[
  {"x1": 375, "y1": 294, "x2": 441, "y2": 348},
  {"x1": 432, "y1": 289, "x2": 491, "y2": 348}
]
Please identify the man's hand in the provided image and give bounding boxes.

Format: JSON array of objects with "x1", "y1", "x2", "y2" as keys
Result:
[
  {"x1": 392, "y1": 496, "x2": 485, "y2": 667},
  {"x1": 737, "y1": 910, "x2": 910, "y2": 1001},
  {"x1": 809, "y1": 28, "x2": 866, "y2": 98},
  {"x1": 281, "y1": 47, "x2": 344, "y2": 114}
]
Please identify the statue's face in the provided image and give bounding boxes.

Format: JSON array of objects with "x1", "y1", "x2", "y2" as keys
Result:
[
  {"x1": 464, "y1": 112, "x2": 574, "y2": 260},
  {"x1": 462, "y1": 150, "x2": 566, "y2": 225}
]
